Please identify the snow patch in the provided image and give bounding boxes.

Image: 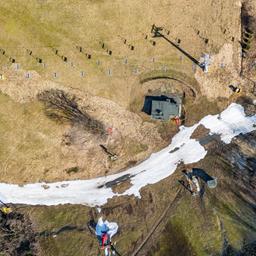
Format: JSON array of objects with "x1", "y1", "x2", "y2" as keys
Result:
[{"x1": 200, "y1": 103, "x2": 256, "y2": 143}]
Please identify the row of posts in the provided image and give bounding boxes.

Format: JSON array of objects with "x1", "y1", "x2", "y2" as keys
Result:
[
  {"x1": 0, "y1": 30, "x2": 184, "y2": 78},
  {"x1": 0, "y1": 31, "x2": 161, "y2": 66}
]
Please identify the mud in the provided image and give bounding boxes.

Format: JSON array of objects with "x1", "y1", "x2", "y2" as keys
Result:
[
  {"x1": 241, "y1": 0, "x2": 256, "y2": 77},
  {"x1": 0, "y1": 211, "x2": 38, "y2": 256},
  {"x1": 241, "y1": 1, "x2": 256, "y2": 38}
]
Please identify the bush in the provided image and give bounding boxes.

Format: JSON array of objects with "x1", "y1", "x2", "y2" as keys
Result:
[{"x1": 38, "y1": 89, "x2": 105, "y2": 136}]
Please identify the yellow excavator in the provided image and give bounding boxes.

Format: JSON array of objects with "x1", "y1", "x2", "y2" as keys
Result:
[{"x1": 0, "y1": 199, "x2": 12, "y2": 215}]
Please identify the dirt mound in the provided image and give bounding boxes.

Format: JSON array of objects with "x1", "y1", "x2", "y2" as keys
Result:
[{"x1": 0, "y1": 211, "x2": 38, "y2": 256}]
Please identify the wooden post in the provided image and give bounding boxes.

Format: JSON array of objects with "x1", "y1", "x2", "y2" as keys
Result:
[
  {"x1": 36, "y1": 57, "x2": 43, "y2": 63},
  {"x1": 62, "y1": 56, "x2": 67, "y2": 62}
]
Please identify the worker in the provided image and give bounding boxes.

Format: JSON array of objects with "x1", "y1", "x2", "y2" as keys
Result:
[
  {"x1": 172, "y1": 116, "x2": 181, "y2": 126},
  {"x1": 182, "y1": 169, "x2": 201, "y2": 196},
  {"x1": 89, "y1": 217, "x2": 118, "y2": 256}
]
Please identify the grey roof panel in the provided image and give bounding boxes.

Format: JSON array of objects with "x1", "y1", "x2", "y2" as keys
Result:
[{"x1": 151, "y1": 100, "x2": 180, "y2": 120}]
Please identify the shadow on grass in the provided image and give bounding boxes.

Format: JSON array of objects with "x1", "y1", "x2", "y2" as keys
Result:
[
  {"x1": 149, "y1": 222, "x2": 194, "y2": 256},
  {"x1": 222, "y1": 240, "x2": 256, "y2": 256}
]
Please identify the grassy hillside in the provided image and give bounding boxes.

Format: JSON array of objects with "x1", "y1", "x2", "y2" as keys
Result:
[
  {"x1": 21, "y1": 131, "x2": 256, "y2": 255},
  {"x1": 0, "y1": 0, "x2": 240, "y2": 106},
  {"x1": 0, "y1": 0, "x2": 255, "y2": 255}
]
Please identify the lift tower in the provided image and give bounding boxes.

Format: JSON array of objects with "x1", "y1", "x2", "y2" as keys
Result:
[{"x1": 151, "y1": 24, "x2": 210, "y2": 72}]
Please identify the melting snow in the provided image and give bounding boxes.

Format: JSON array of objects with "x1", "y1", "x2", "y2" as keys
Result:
[{"x1": 0, "y1": 103, "x2": 255, "y2": 206}]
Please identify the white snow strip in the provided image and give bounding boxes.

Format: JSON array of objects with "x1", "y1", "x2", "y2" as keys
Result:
[{"x1": 0, "y1": 103, "x2": 255, "y2": 206}]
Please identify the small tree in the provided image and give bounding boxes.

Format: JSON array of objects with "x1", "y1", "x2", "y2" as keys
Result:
[{"x1": 38, "y1": 89, "x2": 106, "y2": 136}]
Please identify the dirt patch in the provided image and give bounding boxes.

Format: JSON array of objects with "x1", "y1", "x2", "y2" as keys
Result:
[
  {"x1": 191, "y1": 124, "x2": 210, "y2": 140},
  {"x1": 190, "y1": 124, "x2": 222, "y2": 150},
  {"x1": 236, "y1": 96, "x2": 256, "y2": 116},
  {"x1": 112, "y1": 179, "x2": 133, "y2": 194},
  {"x1": 195, "y1": 44, "x2": 242, "y2": 101},
  {"x1": 240, "y1": 0, "x2": 256, "y2": 86},
  {"x1": 184, "y1": 96, "x2": 223, "y2": 126},
  {"x1": 64, "y1": 166, "x2": 80, "y2": 175},
  {"x1": 241, "y1": 1, "x2": 256, "y2": 33},
  {"x1": 0, "y1": 211, "x2": 38, "y2": 256}
]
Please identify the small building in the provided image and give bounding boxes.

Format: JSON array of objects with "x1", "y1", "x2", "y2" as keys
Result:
[{"x1": 142, "y1": 94, "x2": 182, "y2": 120}]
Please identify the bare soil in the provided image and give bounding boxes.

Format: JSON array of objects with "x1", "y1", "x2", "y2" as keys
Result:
[{"x1": 0, "y1": 211, "x2": 38, "y2": 256}]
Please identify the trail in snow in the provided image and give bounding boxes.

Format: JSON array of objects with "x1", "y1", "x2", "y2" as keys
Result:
[{"x1": 0, "y1": 103, "x2": 255, "y2": 206}]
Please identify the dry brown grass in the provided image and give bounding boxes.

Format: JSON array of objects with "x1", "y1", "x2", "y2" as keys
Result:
[{"x1": 0, "y1": 0, "x2": 244, "y2": 184}]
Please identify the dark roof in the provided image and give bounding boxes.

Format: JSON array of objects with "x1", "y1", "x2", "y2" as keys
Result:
[{"x1": 142, "y1": 95, "x2": 182, "y2": 120}]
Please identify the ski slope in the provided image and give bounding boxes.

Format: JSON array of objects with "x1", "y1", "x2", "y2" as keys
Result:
[{"x1": 0, "y1": 103, "x2": 255, "y2": 206}]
